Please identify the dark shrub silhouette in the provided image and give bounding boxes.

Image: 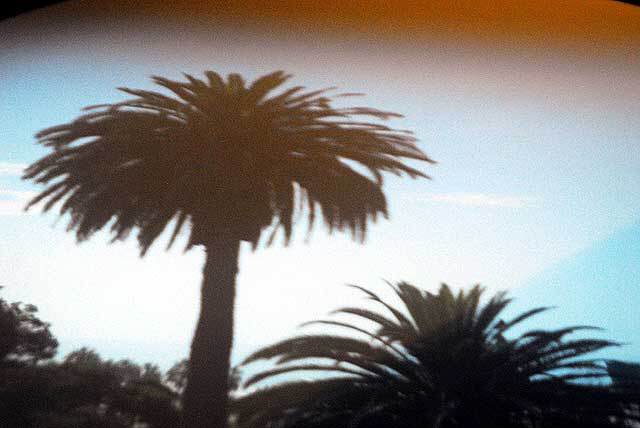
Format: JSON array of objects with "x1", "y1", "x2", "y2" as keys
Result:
[
  {"x1": 23, "y1": 70, "x2": 431, "y2": 428},
  {"x1": 0, "y1": 290, "x2": 180, "y2": 427},
  {"x1": 237, "y1": 283, "x2": 638, "y2": 428},
  {"x1": 607, "y1": 361, "x2": 640, "y2": 426},
  {"x1": 0, "y1": 286, "x2": 58, "y2": 366},
  {"x1": 0, "y1": 349, "x2": 181, "y2": 427}
]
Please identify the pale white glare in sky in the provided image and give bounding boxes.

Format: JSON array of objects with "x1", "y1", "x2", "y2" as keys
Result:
[
  {"x1": 0, "y1": 188, "x2": 35, "y2": 216},
  {"x1": 0, "y1": 8, "x2": 638, "y2": 369},
  {"x1": 424, "y1": 193, "x2": 536, "y2": 208},
  {"x1": 0, "y1": 162, "x2": 26, "y2": 175}
]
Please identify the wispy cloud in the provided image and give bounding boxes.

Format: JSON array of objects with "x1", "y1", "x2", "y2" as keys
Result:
[
  {"x1": 425, "y1": 193, "x2": 536, "y2": 208},
  {"x1": 0, "y1": 189, "x2": 36, "y2": 216},
  {"x1": 0, "y1": 162, "x2": 27, "y2": 176}
]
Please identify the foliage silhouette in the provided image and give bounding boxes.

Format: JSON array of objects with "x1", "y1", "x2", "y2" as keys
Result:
[
  {"x1": 237, "y1": 282, "x2": 638, "y2": 428},
  {"x1": 166, "y1": 358, "x2": 190, "y2": 396},
  {"x1": 608, "y1": 360, "x2": 640, "y2": 389},
  {"x1": 0, "y1": 348, "x2": 181, "y2": 427},
  {"x1": 166, "y1": 359, "x2": 241, "y2": 397},
  {"x1": 0, "y1": 289, "x2": 180, "y2": 427},
  {"x1": 1, "y1": 351, "x2": 179, "y2": 427},
  {"x1": 24, "y1": 70, "x2": 431, "y2": 428},
  {"x1": 0, "y1": 287, "x2": 58, "y2": 366},
  {"x1": 606, "y1": 361, "x2": 640, "y2": 425}
]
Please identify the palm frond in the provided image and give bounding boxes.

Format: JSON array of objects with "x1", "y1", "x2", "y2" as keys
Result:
[
  {"x1": 238, "y1": 282, "x2": 631, "y2": 428},
  {"x1": 25, "y1": 71, "x2": 431, "y2": 254}
]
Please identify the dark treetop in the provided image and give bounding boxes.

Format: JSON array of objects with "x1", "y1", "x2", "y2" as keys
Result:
[{"x1": 24, "y1": 71, "x2": 431, "y2": 253}]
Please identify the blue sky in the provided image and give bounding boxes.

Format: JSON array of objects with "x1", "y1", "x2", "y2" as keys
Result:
[
  {"x1": 510, "y1": 220, "x2": 640, "y2": 362},
  {"x1": 1, "y1": 2, "x2": 639, "y2": 369}
]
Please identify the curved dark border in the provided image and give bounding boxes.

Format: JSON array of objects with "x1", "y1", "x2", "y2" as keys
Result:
[
  {"x1": 1, "y1": 0, "x2": 638, "y2": 23},
  {"x1": 2, "y1": 0, "x2": 69, "y2": 21}
]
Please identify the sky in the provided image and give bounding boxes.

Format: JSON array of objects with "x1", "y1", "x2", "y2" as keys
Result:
[
  {"x1": 511, "y1": 220, "x2": 640, "y2": 363},
  {"x1": 1, "y1": 0, "x2": 639, "y2": 370}
]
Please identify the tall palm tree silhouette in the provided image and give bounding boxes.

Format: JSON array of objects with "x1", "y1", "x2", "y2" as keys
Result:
[
  {"x1": 23, "y1": 71, "x2": 431, "y2": 428},
  {"x1": 238, "y1": 283, "x2": 634, "y2": 428}
]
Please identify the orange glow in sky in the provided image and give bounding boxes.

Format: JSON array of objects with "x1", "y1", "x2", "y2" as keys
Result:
[{"x1": 124, "y1": 0, "x2": 639, "y2": 52}]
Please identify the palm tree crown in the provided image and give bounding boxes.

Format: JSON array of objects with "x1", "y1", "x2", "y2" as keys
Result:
[
  {"x1": 24, "y1": 71, "x2": 431, "y2": 252},
  {"x1": 24, "y1": 71, "x2": 433, "y2": 428},
  {"x1": 238, "y1": 283, "x2": 632, "y2": 428}
]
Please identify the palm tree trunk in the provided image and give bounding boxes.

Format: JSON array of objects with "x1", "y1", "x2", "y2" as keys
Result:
[{"x1": 182, "y1": 237, "x2": 241, "y2": 428}]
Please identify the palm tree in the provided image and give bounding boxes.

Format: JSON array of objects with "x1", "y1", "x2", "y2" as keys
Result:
[
  {"x1": 23, "y1": 71, "x2": 432, "y2": 428},
  {"x1": 237, "y1": 282, "x2": 636, "y2": 428}
]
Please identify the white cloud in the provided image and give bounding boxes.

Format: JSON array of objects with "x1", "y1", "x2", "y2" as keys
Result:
[
  {"x1": 0, "y1": 162, "x2": 27, "y2": 176},
  {"x1": 0, "y1": 189, "x2": 36, "y2": 216},
  {"x1": 425, "y1": 193, "x2": 536, "y2": 208}
]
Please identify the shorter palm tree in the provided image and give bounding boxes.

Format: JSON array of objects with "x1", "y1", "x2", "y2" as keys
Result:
[{"x1": 236, "y1": 282, "x2": 636, "y2": 428}]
